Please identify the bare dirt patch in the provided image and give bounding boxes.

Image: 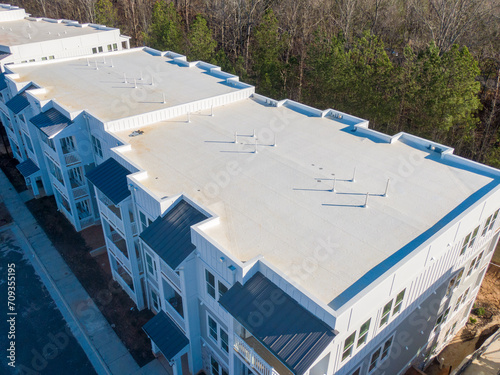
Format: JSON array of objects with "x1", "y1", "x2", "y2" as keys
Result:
[{"x1": 425, "y1": 261, "x2": 500, "y2": 374}]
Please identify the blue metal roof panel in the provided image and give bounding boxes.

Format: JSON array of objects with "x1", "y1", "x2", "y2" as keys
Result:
[
  {"x1": 5, "y1": 84, "x2": 36, "y2": 114},
  {"x1": 140, "y1": 200, "x2": 208, "y2": 270},
  {"x1": 16, "y1": 158, "x2": 40, "y2": 177},
  {"x1": 29, "y1": 108, "x2": 72, "y2": 138},
  {"x1": 219, "y1": 272, "x2": 336, "y2": 375},
  {"x1": 142, "y1": 311, "x2": 189, "y2": 361},
  {"x1": 85, "y1": 158, "x2": 132, "y2": 205},
  {"x1": 0, "y1": 73, "x2": 7, "y2": 91}
]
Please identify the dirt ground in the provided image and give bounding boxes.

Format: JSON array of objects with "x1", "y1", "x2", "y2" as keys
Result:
[{"x1": 425, "y1": 257, "x2": 500, "y2": 374}]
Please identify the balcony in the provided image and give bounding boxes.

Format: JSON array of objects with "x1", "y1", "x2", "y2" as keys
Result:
[
  {"x1": 233, "y1": 335, "x2": 281, "y2": 375},
  {"x1": 63, "y1": 151, "x2": 81, "y2": 166},
  {"x1": 160, "y1": 262, "x2": 181, "y2": 291},
  {"x1": 99, "y1": 196, "x2": 125, "y2": 235},
  {"x1": 108, "y1": 231, "x2": 128, "y2": 259}
]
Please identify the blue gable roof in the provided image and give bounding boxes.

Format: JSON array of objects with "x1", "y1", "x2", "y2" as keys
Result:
[
  {"x1": 29, "y1": 108, "x2": 72, "y2": 138},
  {"x1": 219, "y1": 272, "x2": 336, "y2": 375},
  {"x1": 140, "y1": 199, "x2": 208, "y2": 270},
  {"x1": 86, "y1": 158, "x2": 132, "y2": 205}
]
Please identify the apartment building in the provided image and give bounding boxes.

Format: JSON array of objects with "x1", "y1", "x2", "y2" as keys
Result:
[
  {"x1": 0, "y1": 3, "x2": 130, "y2": 68},
  {"x1": 1, "y1": 31, "x2": 499, "y2": 375}
]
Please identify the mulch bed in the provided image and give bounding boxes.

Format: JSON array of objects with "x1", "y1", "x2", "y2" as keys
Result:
[{"x1": 25, "y1": 196, "x2": 154, "y2": 367}]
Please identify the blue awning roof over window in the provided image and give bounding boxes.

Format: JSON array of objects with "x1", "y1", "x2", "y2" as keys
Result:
[
  {"x1": 219, "y1": 272, "x2": 336, "y2": 375},
  {"x1": 140, "y1": 199, "x2": 208, "y2": 270},
  {"x1": 16, "y1": 158, "x2": 40, "y2": 177},
  {"x1": 29, "y1": 108, "x2": 72, "y2": 138},
  {"x1": 143, "y1": 311, "x2": 189, "y2": 361},
  {"x1": 85, "y1": 158, "x2": 132, "y2": 205},
  {"x1": 5, "y1": 84, "x2": 36, "y2": 114}
]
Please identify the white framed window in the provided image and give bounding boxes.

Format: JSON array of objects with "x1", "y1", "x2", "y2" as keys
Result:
[
  {"x1": 107, "y1": 44, "x2": 113, "y2": 52},
  {"x1": 357, "y1": 318, "x2": 371, "y2": 348},
  {"x1": 98, "y1": 46, "x2": 103, "y2": 53},
  {"x1": 475, "y1": 251, "x2": 484, "y2": 270},
  {"x1": 489, "y1": 209, "x2": 499, "y2": 231},
  {"x1": 151, "y1": 289, "x2": 160, "y2": 311},
  {"x1": 139, "y1": 210, "x2": 153, "y2": 231},
  {"x1": 210, "y1": 356, "x2": 228, "y2": 375},
  {"x1": 49, "y1": 55, "x2": 55, "y2": 60},
  {"x1": 92, "y1": 47, "x2": 97, "y2": 54},
  {"x1": 393, "y1": 289, "x2": 406, "y2": 315},
  {"x1": 475, "y1": 267, "x2": 487, "y2": 289},
  {"x1": 208, "y1": 315, "x2": 218, "y2": 342},
  {"x1": 218, "y1": 281, "x2": 228, "y2": 300},
  {"x1": 467, "y1": 257, "x2": 478, "y2": 277},
  {"x1": 468, "y1": 226, "x2": 480, "y2": 248},
  {"x1": 350, "y1": 367, "x2": 361, "y2": 375},
  {"x1": 220, "y1": 328, "x2": 229, "y2": 353},
  {"x1": 380, "y1": 300, "x2": 392, "y2": 327},
  {"x1": 482, "y1": 214, "x2": 493, "y2": 236},
  {"x1": 342, "y1": 332, "x2": 356, "y2": 361},
  {"x1": 113, "y1": 43, "x2": 118, "y2": 51},
  {"x1": 91, "y1": 135, "x2": 103, "y2": 158},
  {"x1": 145, "y1": 251, "x2": 156, "y2": 277},
  {"x1": 460, "y1": 232, "x2": 472, "y2": 255},
  {"x1": 206, "y1": 269, "x2": 216, "y2": 299},
  {"x1": 434, "y1": 307, "x2": 450, "y2": 332},
  {"x1": 369, "y1": 335, "x2": 394, "y2": 373}
]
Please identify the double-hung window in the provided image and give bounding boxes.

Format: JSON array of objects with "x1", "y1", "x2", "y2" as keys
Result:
[
  {"x1": 393, "y1": 289, "x2": 406, "y2": 315},
  {"x1": 357, "y1": 319, "x2": 371, "y2": 347},
  {"x1": 342, "y1": 332, "x2": 356, "y2": 361},
  {"x1": 206, "y1": 270, "x2": 216, "y2": 299},
  {"x1": 380, "y1": 300, "x2": 392, "y2": 327}
]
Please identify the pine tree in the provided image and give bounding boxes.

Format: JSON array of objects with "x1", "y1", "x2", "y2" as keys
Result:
[
  {"x1": 145, "y1": 1, "x2": 184, "y2": 53},
  {"x1": 94, "y1": 0, "x2": 118, "y2": 28},
  {"x1": 187, "y1": 15, "x2": 217, "y2": 62},
  {"x1": 251, "y1": 8, "x2": 288, "y2": 99}
]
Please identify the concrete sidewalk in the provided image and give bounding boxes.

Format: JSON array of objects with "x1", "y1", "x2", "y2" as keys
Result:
[{"x1": 0, "y1": 169, "x2": 168, "y2": 375}]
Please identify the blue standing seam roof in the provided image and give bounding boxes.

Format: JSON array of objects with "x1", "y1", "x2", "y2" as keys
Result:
[
  {"x1": 85, "y1": 158, "x2": 132, "y2": 205},
  {"x1": 5, "y1": 84, "x2": 36, "y2": 114},
  {"x1": 16, "y1": 158, "x2": 40, "y2": 177},
  {"x1": 140, "y1": 199, "x2": 208, "y2": 270},
  {"x1": 29, "y1": 107, "x2": 73, "y2": 138},
  {"x1": 219, "y1": 272, "x2": 336, "y2": 375},
  {"x1": 0, "y1": 73, "x2": 7, "y2": 91},
  {"x1": 142, "y1": 311, "x2": 189, "y2": 361}
]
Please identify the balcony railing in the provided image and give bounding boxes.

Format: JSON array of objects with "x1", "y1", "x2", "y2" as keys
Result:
[
  {"x1": 233, "y1": 335, "x2": 279, "y2": 375},
  {"x1": 99, "y1": 199, "x2": 125, "y2": 235},
  {"x1": 160, "y1": 262, "x2": 181, "y2": 291},
  {"x1": 64, "y1": 151, "x2": 81, "y2": 166},
  {"x1": 73, "y1": 186, "x2": 88, "y2": 199},
  {"x1": 80, "y1": 216, "x2": 94, "y2": 229}
]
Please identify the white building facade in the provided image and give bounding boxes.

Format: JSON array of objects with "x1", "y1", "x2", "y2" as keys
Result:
[{"x1": 0, "y1": 14, "x2": 498, "y2": 375}]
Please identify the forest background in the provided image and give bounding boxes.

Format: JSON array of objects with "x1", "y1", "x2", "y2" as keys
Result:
[{"x1": 9, "y1": 0, "x2": 500, "y2": 167}]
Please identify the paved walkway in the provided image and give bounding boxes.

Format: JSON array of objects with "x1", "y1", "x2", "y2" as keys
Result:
[{"x1": 0, "y1": 170, "x2": 168, "y2": 375}]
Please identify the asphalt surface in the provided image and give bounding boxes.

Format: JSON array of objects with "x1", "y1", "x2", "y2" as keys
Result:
[{"x1": 0, "y1": 225, "x2": 97, "y2": 375}]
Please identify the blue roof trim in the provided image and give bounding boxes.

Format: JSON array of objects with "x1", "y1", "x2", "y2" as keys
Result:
[
  {"x1": 29, "y1": 108, "x2": 72, "y2": 138},
  {"x1": 330, "y1": 178, "x2": 499, "y2": 310},
  {"x1": 5, "y1": 84, "x2": 36, "y2": 114},
  {"x1": 142, "y1": 311, "x2": 189, "y2": 361},
  {"x1": 140, "y1": 200, "x2": 208, "y2": 270},
  {"x1": 16, "y1": 158, "x2": 40, "y2": 177},
  {"x1": 85, "y1": 158, "x2": 132, "y2": 205},
  {"x1": 219, "y1": 272, "x2": 336, "y2": 375}
]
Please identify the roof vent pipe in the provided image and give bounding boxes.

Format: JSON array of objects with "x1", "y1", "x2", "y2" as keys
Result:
[
  {"x1": 272, "y1": 133, "x2": 277, "y2": 147},
  {"x1": 254, "y1": 138, "x2": 258, "y2": 154},
  {"x1": 364, "y1": 192, "x2": 369, "y2": 208},
  {"x1": 351, "y1": 167, "x2": 356, "y2": 182},
  {"x1": 234, "y1": 132, "x2": 238, "y2": 144},
  {"x1": 384, "y1": 178, "x2": 390, "y2": 197},
  {"x1": 95, "y1": 61, "x2": 98, "y2": 70},
  {"x1": 331, "y1": 176, "x2": 336, "y2": 192}
]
